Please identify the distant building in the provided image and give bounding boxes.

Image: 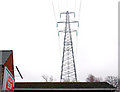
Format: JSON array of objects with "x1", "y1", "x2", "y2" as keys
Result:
[
  {"x1": 0, "y1": 50, "x2": 14, "y2": 92},
  {"x1": 15, "y1": 82, "x2": 116, "y2": 92}
]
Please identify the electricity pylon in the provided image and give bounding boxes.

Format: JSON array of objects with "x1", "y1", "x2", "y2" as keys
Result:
[{"x1": 57, "y1": 11, "x2": 79, "y2": 82}]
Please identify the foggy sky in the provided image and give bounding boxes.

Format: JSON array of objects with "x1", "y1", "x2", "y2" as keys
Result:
[{"x1": 0, "y1": 0, "x2": 118, "y2": 82}]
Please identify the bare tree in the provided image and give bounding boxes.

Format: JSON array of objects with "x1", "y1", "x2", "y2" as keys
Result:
[
  {"x1": 105, "y1": 76, "x2": 118, "y2": 87},
  {"x1": 86, "y1": 74, "x2": 102, "y2": 82},
  {"x1": 41, "y1": 74, "x2": 55, "y2": 82},
  {"x1": 96, "y1": 77, "x2": 103, "y2": 82},
  {"x1": 42, "y1": 74, "x2": 49, "y2": 82},
  {"x1": 86, "y1": 74, "x2": 96, "y2": 82},
  {"x1": 49, "y1": 76, "x2": 54, "y2": 82}
]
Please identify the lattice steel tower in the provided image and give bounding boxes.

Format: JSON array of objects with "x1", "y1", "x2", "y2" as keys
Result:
[{"x1": 57, "y1": 11, "x2": 79, "y2": 82}]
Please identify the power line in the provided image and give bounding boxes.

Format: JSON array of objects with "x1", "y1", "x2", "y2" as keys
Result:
[
  {"x1": 58, "y1": 0, "x2": 61, "y2": 15},
  {"x1": 51, "y1": 0, "x2": 57, "y2": 24},
  {"x1": 74, "y1": 0, "x2": 76, "y2": 17},
  {"x1": 78, "y1": 0, "x2": 82, "y2": 22}
]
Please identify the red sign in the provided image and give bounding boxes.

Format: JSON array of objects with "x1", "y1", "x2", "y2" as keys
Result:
[
  {"x1": 6, "y1": 73, "x2": 14, "y2": 90},
  {"x1": 2, "y1": 67, "x2": 14, "y2": 91}
]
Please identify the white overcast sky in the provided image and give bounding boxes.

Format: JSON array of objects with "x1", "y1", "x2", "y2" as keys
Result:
[{"x1": 0, "y1": 0, "x2": 118, "y2": 82}]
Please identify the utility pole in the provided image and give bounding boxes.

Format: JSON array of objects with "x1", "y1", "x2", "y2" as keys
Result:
[{"x1": 57, "y1": 11, "x2": 79, "y2": 82}]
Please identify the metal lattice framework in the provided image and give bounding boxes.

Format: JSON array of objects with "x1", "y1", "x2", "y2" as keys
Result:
[{"x1": 57, "y1": 11, "x2": 79, "y2": 82}]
